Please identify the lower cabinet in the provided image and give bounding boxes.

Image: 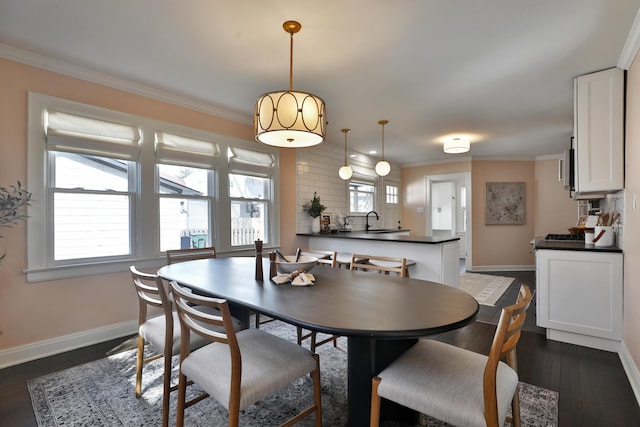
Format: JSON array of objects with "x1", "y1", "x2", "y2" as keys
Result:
[{"x1": 536, "y1": 249, "x2": 623, "y2": 352}]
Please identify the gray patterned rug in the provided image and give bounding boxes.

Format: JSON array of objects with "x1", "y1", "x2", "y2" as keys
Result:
[{"x1": 28, "y1": 320, "x2": 558, "y2": 426}]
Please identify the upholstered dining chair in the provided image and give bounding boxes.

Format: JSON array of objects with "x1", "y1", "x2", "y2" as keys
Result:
[
  {"x1": 170, "y1": 280, "x2": 323, "y2": 427},
  {"x1": 296, "y1": 249, "x2": 340, "y2": 352},
  {"x1": 166, "y1": 246, "x2": 217, "y2": 264},
  {"x1": 350, "y1": 254, "x2": 412, "y2": 277},
  {"x1": 370, "y1": 284, "x2": 532, "y2": 427},
  {"x1": 129, "y1": 266, "x2": 242, "y2": 427}
]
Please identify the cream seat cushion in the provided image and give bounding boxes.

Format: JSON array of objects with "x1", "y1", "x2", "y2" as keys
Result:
[{"x1": 377, "y1": 339, "x2": 518, "y2": 427}]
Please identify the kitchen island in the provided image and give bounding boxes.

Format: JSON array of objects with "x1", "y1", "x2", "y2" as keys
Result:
[{"x1": 297, "y1": 230, "x2": 460, "y2": 286}]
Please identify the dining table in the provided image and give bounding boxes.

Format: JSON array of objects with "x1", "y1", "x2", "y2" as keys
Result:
[{"x1": 158, "y1": 256, "x2": 479, "y2": 426}]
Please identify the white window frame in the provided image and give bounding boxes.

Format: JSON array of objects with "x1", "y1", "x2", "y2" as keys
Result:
[{"x1": 26, "y1": 93, "x2": 279, "y2": 282}]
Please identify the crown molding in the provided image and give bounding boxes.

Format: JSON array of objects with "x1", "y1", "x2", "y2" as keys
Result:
[
  {"x1": 0, "y1": 43, "x2": 252, "y2": 125},
  {"x1": 619, "y1": 8, "x2": 640, "y2": 69}
]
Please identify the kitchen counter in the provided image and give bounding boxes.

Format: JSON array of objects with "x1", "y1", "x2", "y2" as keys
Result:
[
  {"x1": 297, "y1": 231, "x2": 460, "y2": 286},
  {"x1": 533, "y1": 237, "x2": 622, "y2": 253},
  {"x1": 297, "y1": 230, "x2": 459, "y2": 245}
]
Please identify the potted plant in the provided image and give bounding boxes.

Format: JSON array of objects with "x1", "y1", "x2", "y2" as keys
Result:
[
  {"x1": 0, "y1": 181, "x2": 31, "y2": 265},
  {"x1": 302, "y1": 192, "x2": 326, "y2": 233}
]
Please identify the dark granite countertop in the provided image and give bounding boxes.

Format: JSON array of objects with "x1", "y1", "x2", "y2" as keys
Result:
[
  {"x1": 297, "y1": 230, "x2": 459, "y2": 244},
  {"x1": 534, "y1": 237, "x2": 623, "y2": 253}
]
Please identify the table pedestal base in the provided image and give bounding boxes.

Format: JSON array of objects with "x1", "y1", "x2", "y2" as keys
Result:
[{"x1": 347, "y1": 336, "x2": 418, "y2": 427}]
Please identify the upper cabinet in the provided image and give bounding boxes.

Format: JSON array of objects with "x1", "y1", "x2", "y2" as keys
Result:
[{"x1": 574, "y1": 67, "x2": 624, "y2": 194}]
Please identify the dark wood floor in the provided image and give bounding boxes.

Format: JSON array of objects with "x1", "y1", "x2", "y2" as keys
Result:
[{"x1": 2, "y1": 270, "x2": 639, "y2": 426}]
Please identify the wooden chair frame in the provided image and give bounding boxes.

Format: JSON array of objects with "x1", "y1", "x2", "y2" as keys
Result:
[
  {"x1": 166, "y1": 246, "x2": 217, "y2": 264},
  {"x1": 130, "y1": 266, "x2": 176, "y2": 427},
  {"x1": 296, "y1": 249, "x2": 339, "y2": 352},
  {"x1": 350, "y1": 254, "x2": 409, "y2": 277},
  {"x1": 370, "y1": 285, "x2": 533, "y2": 427},
  {"x1": 170, "y1": 281, "x2": 322, "y2": 427}
]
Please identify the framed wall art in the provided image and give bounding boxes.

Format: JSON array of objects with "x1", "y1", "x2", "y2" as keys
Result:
[
  {"x1": 321, "y1": 212, "x2": 332, "y2": 232},
  {"x1": 485, "y1": 182, "x2": 525, "y2": 225}
]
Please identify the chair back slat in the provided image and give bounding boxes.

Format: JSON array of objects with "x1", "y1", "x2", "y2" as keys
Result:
[
  {"x1": 130, "y1": 266, "x2": 172, "y2": 323},
  {"x1": 350, "y1": 254, "x2": 407, "y2": 277},
  {"x1": 166, "y1": 246, "x2": 217, "y2": 265},
  {"x1": 170, "y1": 281, "x2": 238, "y2": 349},
  {"x1": 483, "y1": 284, "x2": 532, "y2": 426},
  {"x1": 300, "y1": 249, "x2": 337, "y2": 267}
]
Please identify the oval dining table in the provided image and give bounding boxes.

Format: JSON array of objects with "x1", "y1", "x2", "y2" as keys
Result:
[{"x1": 158, "y1": 256, "x2": 479, "y2": 427}]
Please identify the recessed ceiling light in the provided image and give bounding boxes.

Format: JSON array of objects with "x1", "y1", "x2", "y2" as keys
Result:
[{"x1": 369, "y1": 150, "x2": 377, "y2": 155}]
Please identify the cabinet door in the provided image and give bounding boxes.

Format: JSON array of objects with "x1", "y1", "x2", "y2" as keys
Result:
[
  {"x1": 537, "y1": 249, "x2": 622, "y2": 340},
  {"x1": 574, "y1": 67, "x2": 624, "y2": 193}
]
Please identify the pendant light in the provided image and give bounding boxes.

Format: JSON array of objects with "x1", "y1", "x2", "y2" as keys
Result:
[
  {"x1": 254, "y1": 20, "x2": 327, "y2": 148},
  {"x1": 444, "y1": 137, "x2": 470, "y2": 154},
  {"x1": 375, "y1": 119, "x2": 391, "y2": 177},
  {"x1": 338, "y1": 128, "x2": 353, "y2": 180}
]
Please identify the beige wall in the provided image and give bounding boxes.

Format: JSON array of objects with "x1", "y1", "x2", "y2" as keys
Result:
[
  {"x1": 0, "y1": 58, "x2": 260, "y2": 351},
  {"x1": 471, "y1": 160, "x2": 536, "y2": 268},
  {"x1": 533, "y1": 159, "x2": 579, "y2": 236},
  {"x1": 624, "y1": 54, "x2": 640, "y2": 372}
]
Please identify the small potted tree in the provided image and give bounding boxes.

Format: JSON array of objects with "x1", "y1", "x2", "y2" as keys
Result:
[
  {"x1": 0, "y1": 181, "x2": 31, "y2": 265},
  {"x1": 302, "y1": 192, "x2": 326, "y2": 233}
]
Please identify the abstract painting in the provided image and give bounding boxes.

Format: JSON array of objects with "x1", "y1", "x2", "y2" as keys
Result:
[{"x1": 485, "y1": 182, "x2": 525, "y2": 225}]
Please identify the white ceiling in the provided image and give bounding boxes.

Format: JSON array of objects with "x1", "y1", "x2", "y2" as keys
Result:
[{"x1": 1, "y1": 0, "x2": 639, "y2": 166}]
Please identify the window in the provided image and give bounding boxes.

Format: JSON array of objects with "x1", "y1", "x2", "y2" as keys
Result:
[
  {"x1": 45, "y1": 111, "x2": 140, "y2": 262},
  {"x1": 228, "y1": 147, "x2": 275, "y2": 247},
  {"x1": 52, "y1": 153, "x2": 134, "y2": 260},
  {"x1": 386, "y1": 184, "x2": 398, "y2": 204},
  {"x1": 27, "y1": 93, "x2": 279, "y2": 281},
  {"x1": 155, "y1": 132, "x2": 219, "y2": 252},
  {"x1": 349, "y1": 181, "x2": 375, "y2": 213}
]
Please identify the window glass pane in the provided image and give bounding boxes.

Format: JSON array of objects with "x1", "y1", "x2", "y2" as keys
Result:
[
  {"x1": 386, "y1": 184, "x2": 398, "y2": 204},
  {"x1": 159, "y1": 197, "x2": 209, "y2": 251},
  {"x1": 54, "y1": 152, "x2": 129, "y2": 191},
  {"x1": 229, "y1": 174, "x2": 268, "y2": 199},
  {"x1": 231, "y1": 200, "x2": 266, "y2": 245},
  {"x1": 54, "y1": 193, "x2": 130, "y2": 260},
  {"x1": 349, "y1": 182, "x2": 375, "y2": 213},
  {"x1": 158, "y1": 164, "x2": 209, "y2": 195}
]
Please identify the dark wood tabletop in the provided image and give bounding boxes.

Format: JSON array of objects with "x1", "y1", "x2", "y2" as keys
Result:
[{"x1": 158, "y1": 256, "x2": 479, "y2": 426}]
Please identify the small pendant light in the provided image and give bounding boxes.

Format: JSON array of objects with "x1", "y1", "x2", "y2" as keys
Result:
[
  {"x1": 338, "y1": 128, "x2": 353, "y2": 180},
  {"x1": 375, "y1": 120, "x2": 391, "y2": 177}
]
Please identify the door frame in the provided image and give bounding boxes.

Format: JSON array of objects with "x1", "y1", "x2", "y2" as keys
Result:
[{"x1": 425, "y1": 172, "x2": 472, "y2": 272}]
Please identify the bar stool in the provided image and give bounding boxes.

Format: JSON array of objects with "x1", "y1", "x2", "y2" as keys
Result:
[
  {"x1": 334, "y1": 252, "x2": 367, "y2": 269},
  {"x1": 350, "y1": 254, "x2": 415, "y2": 277}
]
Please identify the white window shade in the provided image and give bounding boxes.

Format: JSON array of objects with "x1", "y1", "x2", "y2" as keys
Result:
[
  {"x1": 228, "y1": 146, "x2": 275, "y2": 176},
  {"x1": 351, "y1": 165, "x2": 377, "y2": 180},
  {"x1": 156, "y1": 132, "x2": 220, "y2": 169},
  {"x1": 46, "y1": 111, "x2": 140, "y2": 160}
]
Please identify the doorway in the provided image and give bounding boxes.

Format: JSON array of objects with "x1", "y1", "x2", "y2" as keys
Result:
[{"x1": 425, "y1": 172, "x2": 472, "y2": 272}]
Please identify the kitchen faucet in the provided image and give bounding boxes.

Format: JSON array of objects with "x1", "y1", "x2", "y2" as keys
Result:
[{"x1": 366, "y1": 210, "x2": 379, "y2": 231}]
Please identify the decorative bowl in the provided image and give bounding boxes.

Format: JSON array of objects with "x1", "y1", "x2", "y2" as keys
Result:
[{"x1": 276, "y1": 255, "x2": 318, "y2": 274}]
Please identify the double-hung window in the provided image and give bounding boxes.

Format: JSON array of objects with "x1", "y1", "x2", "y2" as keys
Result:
[
  {"x1": 349, "y1": 181, "x2": 376, "y2": 213},
  {"x1": 45, "y1": 111, "x2": 140, "y2": 262},
  {"x1": 156, "y1": 132, "x2": 219, "y2": 251},
  {"x1": 228, "y1": 147, "x2": 276, "y2": 246}
]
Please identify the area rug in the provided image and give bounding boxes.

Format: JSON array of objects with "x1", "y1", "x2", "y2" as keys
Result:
[
  {"x1": 28, "y1": 320, "x2": 557, "y2": 426},
  {"x1": 459, "y1": 272, "x2": 515, "y2": 306}
]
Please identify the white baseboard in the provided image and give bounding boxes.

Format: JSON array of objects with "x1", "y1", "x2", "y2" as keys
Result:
[
  {"x1": 470, "y1": 264, "x2": 535, "y2": 272},
  {"x1": 619, "y1": 341, "x2": 640, "y2": 407},
  {"x1": 0, "y1": 320, "x2": 137, "y2": 369}
]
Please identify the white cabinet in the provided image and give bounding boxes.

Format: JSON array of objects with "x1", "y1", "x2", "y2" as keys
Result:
[
  {"x1": 536, "y1": 249, "x2": 623, "y2": 352},
  {"x1": 574, "y1": 67, "x2": 624, "y2": 194}
]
